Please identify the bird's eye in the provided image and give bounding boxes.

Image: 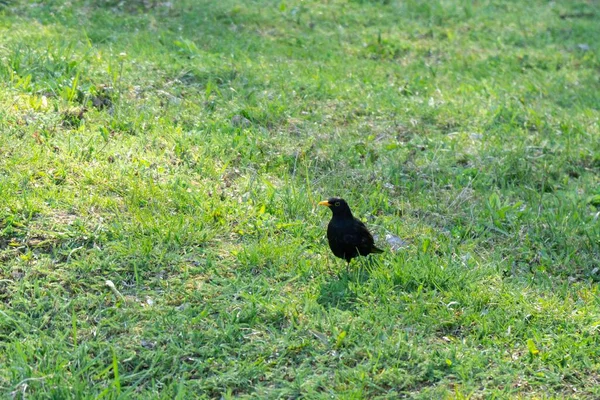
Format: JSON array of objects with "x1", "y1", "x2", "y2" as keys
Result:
[{"x1": 335, "y1": 201, "x2": 340, "y2": 206}]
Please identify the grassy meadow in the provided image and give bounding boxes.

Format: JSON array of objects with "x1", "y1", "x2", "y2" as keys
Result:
[{"x1": 0, "y1": 0, "x2": 599, "y2": 397}]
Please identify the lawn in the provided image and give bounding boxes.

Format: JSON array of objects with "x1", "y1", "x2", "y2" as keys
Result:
[{"x1": 0, "y1": 0, "x2": 599, "y2": 398}]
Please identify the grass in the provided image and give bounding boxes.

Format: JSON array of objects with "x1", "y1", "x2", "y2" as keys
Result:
[{"x1": 0, "y1": 0, "x2": 599, "y2": 397}]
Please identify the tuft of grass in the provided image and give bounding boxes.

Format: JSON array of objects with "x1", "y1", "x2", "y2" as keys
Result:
[{"x1": 1, "y1": 0, "x2": 599, "y2": 398}]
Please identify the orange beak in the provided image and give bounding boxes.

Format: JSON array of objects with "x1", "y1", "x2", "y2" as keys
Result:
[{"x1": 318, "y1": 200, "x2": 331, "y2": 207}]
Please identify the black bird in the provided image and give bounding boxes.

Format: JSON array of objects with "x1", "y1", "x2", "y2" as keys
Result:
[{"x1": 318, "y1": 197, "x2": 383, "y2": 269}]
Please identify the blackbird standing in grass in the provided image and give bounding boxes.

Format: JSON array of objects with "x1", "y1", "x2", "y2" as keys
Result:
[{"x1": 318, "y1": 197, "x2": 383, "y2": 270}]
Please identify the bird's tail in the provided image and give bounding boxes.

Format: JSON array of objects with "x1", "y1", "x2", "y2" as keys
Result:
[{"x1": 372, "y1": 246, "x2": 384, "y2": 253}]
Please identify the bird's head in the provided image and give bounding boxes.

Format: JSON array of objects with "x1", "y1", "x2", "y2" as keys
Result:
[{"x1": 318, "y1": 197, "x2": 353, "y2": 217}]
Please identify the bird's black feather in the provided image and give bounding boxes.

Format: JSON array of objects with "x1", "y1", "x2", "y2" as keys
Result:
[{"x1": 320, "y1": 197, "x2": 383, "y2": 264}]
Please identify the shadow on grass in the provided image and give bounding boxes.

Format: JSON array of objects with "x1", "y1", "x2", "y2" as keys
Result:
[{"x1": 316, "y1": 262, "x2": 373, "y2": 310}]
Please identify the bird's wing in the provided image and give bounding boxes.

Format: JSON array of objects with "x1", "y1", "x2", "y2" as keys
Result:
[{"x1": 342, "y1": 219, "x2": 374, "y2": 246}]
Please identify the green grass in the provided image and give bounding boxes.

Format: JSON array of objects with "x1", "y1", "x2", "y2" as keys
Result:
[{"x1": 0, "y1": 0, "x2": 599, "y2": 397}]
